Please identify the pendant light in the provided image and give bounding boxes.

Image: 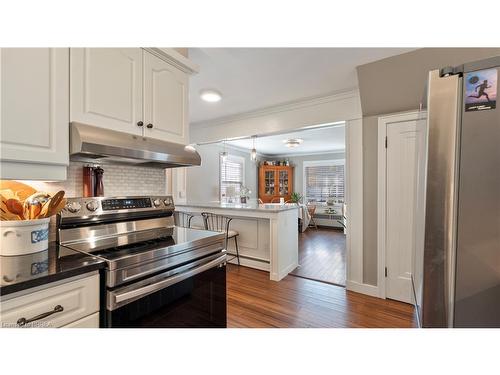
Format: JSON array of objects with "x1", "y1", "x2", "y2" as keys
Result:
[
  {"x1": 250, "y1": 136, "x2": 257, "y2": 162},
  {"x1": 221, "y1": 139, "x2": 228, "y2": 162}
]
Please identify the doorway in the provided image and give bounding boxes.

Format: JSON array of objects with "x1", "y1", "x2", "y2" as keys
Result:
[{"x1": 378, "y1": 111, "x2": 427, "y2": 303}]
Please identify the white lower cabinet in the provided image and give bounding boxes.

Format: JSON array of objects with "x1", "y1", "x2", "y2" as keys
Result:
[
  {"x1": 0, "y1": 48, "x2": 69, "y2": 180},
  {"x1": 63, "y1": 312, "x2": 99, "y2": 328},
  {"x1": 0, "y1": 273, "x2": 99, "y2": 328}
]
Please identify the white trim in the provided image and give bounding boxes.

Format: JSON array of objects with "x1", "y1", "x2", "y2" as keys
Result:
[
  {"x1": 192, "y1": 90, "x2": 360, "y2": 128},
  {"x1": 271, "y1": 149, "x2": 345, "y2": 158},
  {"x1": 377, "y1": 110, "x2": 424, "y2": 299},
  {"x1": 143, "y1": 48, "x2": 199, "y2": 75},
  {"x1": 346, "y1": 281, "x2": 380, "y2": 298},
  {"x1": 345, "y1": 118, "x2": 364, "y2": 289}
]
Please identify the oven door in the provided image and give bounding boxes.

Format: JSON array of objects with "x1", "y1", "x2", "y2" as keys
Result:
[{"x1": 105, "y1": 253, "x2": 226, "y2": 328}]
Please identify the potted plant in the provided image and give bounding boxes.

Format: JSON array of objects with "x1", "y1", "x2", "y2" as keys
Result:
[{"x1": 290, "y1": 192, "x2": 303, "y2": 205}]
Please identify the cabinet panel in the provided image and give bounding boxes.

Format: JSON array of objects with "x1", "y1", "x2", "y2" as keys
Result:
[
  {"x1": 63, "y1": 312, "x2": 99, "y2": 328},
  {"x1": 70, "y1": 48, "x2": 143, "y2": 135},
  {"x1": 0, "y1": 274, "x2": 99, "y2": 328},
  {"x1": 0, "y1": 48, "x2": 69, "y2": 179},
  {"x1": 143, "y1": 51, "x2": 188, "y2": 144}
]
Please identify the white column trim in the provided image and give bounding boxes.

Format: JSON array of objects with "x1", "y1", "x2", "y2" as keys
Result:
[{"x1": 345, "y1": 118, "x2": 365, "y2": 289}]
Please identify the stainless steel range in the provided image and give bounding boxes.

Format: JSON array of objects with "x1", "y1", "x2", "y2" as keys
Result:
[{"x1": 57, "y1": 196, "x2": 227, "y2": 328}]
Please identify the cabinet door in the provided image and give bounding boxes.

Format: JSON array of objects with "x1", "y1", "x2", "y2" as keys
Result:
[
  {"x1": 70, "y1": 48, "x2": 143, "y2": 135},
  {"x1": 0, "y1": 48, "x2": 69, "y2": 180},
  {"x1": 0, "y1": 274, "x2": 99, "y2": 328},
  {"x1": 259, "y1": 167, "x2": 277, "y2": 203},
  {"x1": 278, "y1": 168, "x2": 291, "y2": 197},
  {"x1": 143, "y1": 51, "x2": 188, "y2": 144}
]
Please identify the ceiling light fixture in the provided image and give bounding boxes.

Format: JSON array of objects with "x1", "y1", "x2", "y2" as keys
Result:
[
  {"x1": 283, "y1": 138, "x2": 303, "y2": 148},
  {"x1": 251, "y1": 136, "x2": 257, "y2": 162},
  {"x1": 221, "y1": 139, "x2": 228, "y2": 162},
  {"x1": 200, "y1": 89, "x2": 222, "y2": 103}
]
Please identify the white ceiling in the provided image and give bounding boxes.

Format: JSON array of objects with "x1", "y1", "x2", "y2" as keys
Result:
[
  {"x1": 226, "y1": 124, "x2": 345, "y2": 156},
  {"x1": 189, "y1": 48, "x2": 416, "y2": 124}
]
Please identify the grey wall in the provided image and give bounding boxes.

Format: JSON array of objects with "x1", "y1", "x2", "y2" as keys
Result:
[
  {"x1": 274, "y1": 152, "x2": 346, "y2": 199},
  {"x1": 357, "y1": 48, "x2": 500, "y2": 286},
  {"x1": 186, "y1": 144, "x2": 260, "y2": 202},
  {"x1": 357, "y1": 48, "x2": 500, "y2": 117}
]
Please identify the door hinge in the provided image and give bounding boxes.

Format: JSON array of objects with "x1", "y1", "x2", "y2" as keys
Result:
[
  {"x1": 385, "y1": 136, "x2": 388, "y2": 148},
  {"x1": 385, "y1": 267, "x2": 388, "y2": 277}
]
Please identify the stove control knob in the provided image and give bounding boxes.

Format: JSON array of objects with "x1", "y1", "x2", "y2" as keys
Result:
[
  {"x1": 153, "y1": 199, "x2": 161, "y2": 207},
  {"x1": 66, "y1": 201, "x2": 82, "y2": 213},
  {"x1": 163, "y1": 198, "x2": 172, "y2": 206},
  {"x1": 86, "y1": 200, "x2": 99, "y2": 212}
]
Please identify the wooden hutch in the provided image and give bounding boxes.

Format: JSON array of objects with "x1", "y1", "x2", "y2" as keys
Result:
[{"x1": 258, "y1": 164, "x2": 294, "y2": 203}]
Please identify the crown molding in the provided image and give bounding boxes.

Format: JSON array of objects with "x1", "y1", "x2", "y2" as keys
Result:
[
  {"x1": 191, "y1": 88, "x2": 360, "y2": 128},
  {"x1": 269, "y1": 149, "x2": 346, "y2": 158},
  {"x1": 143, "y1": 48, "x2": 199, "y2": 75},
  {"x1": 207, "y1": 142, "x2": 272, "y2": 158}
]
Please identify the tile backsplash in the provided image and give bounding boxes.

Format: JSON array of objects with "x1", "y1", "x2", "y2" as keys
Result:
[{"x1": 27, "y1": 162, "x2": 167, "y2": 197}]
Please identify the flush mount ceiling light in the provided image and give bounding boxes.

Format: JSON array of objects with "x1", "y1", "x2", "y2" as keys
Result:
[
  {"x1": 283, "y1": 138, "x2": 303, "y2": 148},
  {"x1": 200, "y1": 89, "x2": 222, "y2": 103}
]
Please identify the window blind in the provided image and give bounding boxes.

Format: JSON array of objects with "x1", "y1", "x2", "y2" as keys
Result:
[
  {"x1": 220, "y1": 156, "x2": 244, "y2": 200},
  {"x1": 305, "y1": 164, "x2": 345, "y2": 203}
]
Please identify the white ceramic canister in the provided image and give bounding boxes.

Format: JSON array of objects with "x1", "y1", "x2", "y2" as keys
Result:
[{"x1": 0, "y1": 218, "x2": 50, "y2": 256}]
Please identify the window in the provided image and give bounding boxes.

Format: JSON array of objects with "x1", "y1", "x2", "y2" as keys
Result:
[
  {"x1": 303, "y1": 160, "x2": 345, "y2": 204},
  {"x1": 220, "y1": 154, "x2": 245, "y2": 202}
]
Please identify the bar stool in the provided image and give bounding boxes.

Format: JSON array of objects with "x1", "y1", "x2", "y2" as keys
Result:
[
  {"x1": 174, "y1": 211, "x2": 194, "y2": 228},
  {"x1": 201, "y1": 212, "x2": 240, "y2": 266}
]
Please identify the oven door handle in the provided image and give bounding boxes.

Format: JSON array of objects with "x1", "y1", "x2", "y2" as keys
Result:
[{"x1": 110, "y1": 254, "x2": 226, "y2": 308}]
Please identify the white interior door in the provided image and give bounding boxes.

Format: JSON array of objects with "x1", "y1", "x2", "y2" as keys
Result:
[{"x1": 385, "y1": 118, "x2": 426, "y2": 303}]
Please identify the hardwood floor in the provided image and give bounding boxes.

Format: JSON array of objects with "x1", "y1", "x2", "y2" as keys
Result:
[
  {"x1": 290, "y1": 227, "x2": 346, "y2": 286},
  {"x1": 227, "y1": 265, "x2": 417, "y2": 328}
]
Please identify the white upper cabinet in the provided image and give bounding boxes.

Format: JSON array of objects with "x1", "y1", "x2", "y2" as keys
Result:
[
  {"x1": 143, "y1": 51, "x2": 189, "y2": 144},
  {"x1": 0, "y1": 48, "x2": 69, "y2": 180},
  {"x1": 71, "y1": 48, "x2": 196, "y2": 144},
  {"x1": 70, "y1": 48, "x2": 144, "y2": 135}
]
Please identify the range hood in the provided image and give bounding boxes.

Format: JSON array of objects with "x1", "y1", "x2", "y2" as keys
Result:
[{"x1": 70, "y1": 123, "x2": 201, "y2": 168}]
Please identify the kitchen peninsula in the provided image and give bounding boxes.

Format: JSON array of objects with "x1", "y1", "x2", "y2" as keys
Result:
[{"x1": 175, "y1": 202, "x2": 299, "y2": 281}]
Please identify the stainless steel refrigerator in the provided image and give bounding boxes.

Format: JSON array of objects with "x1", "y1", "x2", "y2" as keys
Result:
[{"x1": 420, "y1": 56, "x2": 500, "y2": 328}]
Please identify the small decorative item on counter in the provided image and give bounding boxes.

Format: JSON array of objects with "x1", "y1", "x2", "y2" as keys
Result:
[
  {"x1": 239, "y1": 186, "x2": 251, "y2": 204},
  {"x1": 0, "y1": 180, "x2": 67, "y2": 256},
  {"x1": 94, "y1": 166, "x2": 104, "y2": 197},
  {"x1": 290, "y1": 192, "x2": 303, "y2": 204}
]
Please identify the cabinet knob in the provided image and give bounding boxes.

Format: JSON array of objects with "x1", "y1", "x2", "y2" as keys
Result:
[
  {"x1": 146, "y1": 123, "x2": 153, "y2": 129},
  {"x1": 137, "y1": 121, "x2": 144, "y2": 127}
]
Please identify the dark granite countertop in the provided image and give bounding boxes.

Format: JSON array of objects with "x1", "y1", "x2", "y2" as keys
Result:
[{"x1": 0, "y1": 242, "x2": 105, "y2": 297}]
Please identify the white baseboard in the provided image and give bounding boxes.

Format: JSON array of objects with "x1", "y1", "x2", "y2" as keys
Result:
[
  {"x1": 346, "y1": 280, "x2": 380, "y2": 298},
  {"x1": 277, "y1": 262, "x2": 299, "y2": 281},
  {"x1": 227, "y1": 256, "x2": 270, "y2": 272}
]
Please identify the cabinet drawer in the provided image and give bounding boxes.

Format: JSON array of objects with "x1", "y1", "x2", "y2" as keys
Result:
[
  {"x1": 63, "y1": 312, "x2": 99, "y2": 328},
  {"x1": 0, "y1": 274, "x2": 99, "y2": 328}
]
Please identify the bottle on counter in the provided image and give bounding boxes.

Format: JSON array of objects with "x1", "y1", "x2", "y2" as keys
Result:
[
  {"x1": 82, "y1": 165, "x2": 95, "y2": 197},
  {"x1": 94, "y1": 166, "x2": 104, "y2": 197}
]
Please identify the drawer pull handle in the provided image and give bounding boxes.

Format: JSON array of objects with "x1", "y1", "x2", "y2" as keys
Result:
[{"x1": 17, "y1": 305, "x2": 64, "y2": 327}]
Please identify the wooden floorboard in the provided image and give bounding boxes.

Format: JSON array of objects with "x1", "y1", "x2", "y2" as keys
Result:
[
  {"x1": 227, "y1": 265, "x2": 417, "y2": 328},
  {"x1": 290, "y1": 227, "x2": 346, "y2": 286}
]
